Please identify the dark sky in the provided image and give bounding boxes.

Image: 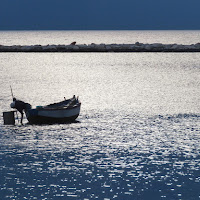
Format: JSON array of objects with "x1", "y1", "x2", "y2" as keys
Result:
[{"x1": 0, "y1": 0, "x2": 200, "y2": 30}]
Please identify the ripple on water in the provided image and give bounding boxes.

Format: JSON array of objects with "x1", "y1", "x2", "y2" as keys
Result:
[{"x1": 0, "y1": 112, "x2": 200, "y2": 199}]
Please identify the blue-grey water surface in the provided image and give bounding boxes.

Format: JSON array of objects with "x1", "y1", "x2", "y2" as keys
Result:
[
  {"x1": 0, "y1": 31, "x2": 200, "y2": 200},
  {"x1": 1, "y1": 30, "x2": 200, "y2": 45}
]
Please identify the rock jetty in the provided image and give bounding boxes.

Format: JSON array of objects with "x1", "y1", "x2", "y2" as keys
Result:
[{"x1": 0, "y1": 42, "x2": 200, "y2": 52}]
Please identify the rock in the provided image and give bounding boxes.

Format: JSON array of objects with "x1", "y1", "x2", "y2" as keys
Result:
[{"x1": 0, "y1": 43, "x2": 200, "y2": 52}]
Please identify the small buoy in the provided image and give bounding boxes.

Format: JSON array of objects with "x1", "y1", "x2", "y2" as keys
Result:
[{"x1": 10, "y1": 102, "x2": 15, "y2": 108}]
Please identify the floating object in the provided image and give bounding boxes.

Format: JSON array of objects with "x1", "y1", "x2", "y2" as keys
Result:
[
  {"x1": 3, "y1": 111, "x2": 15, "y2": 125},
  {"x1": 10, "y1": 102, "x2": 15, "y2": 108},
  {"x1": 25, "y1": 96, "x2": 81, "y2": 124}
]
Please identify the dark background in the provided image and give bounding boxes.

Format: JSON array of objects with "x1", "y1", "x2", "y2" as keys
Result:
[{"x1": 0, "y1": 0, "x2": 200, "y2": 30}]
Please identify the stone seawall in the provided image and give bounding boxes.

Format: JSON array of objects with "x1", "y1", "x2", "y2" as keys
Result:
[{"x1": 0, "y1": 42, "x2": 200, "y2": 52}]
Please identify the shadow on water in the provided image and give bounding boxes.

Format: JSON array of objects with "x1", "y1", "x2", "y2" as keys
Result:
[{"x1": 26, "y1": 119, "x2": 81, "y2": 126}]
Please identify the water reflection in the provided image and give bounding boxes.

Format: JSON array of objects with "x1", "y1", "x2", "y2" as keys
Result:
[
  {"x1": 0, "y1": 52, "x2": 200, "y2": 199},
  {"x1": 0, "y1": 112, "x2": 199, "y2": 199}
]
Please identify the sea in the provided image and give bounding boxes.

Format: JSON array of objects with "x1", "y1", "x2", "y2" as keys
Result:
[{"x1": 0, "y1": 31, "x2": 200, "y2": 200}]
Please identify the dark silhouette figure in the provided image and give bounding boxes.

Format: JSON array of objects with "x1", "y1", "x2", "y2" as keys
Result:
[
  {"x1": 11, "y1": 98, "x2": 31, "y2": 125},
  {"x1": 70, "y1": 41, "x2": 76, "y2": 45}
]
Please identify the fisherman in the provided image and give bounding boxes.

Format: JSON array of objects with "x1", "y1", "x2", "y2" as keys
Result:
[{"x1": 10, "y1": 98, "x2": 31, "y2": 125}]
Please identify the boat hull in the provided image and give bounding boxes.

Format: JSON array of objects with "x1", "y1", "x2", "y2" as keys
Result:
[
  {"x1": 25, "y1": 104, "x2": 81, "y2": 124},
  {"x1": 27, "y1": 114, "x2": 79, "y2": 124}
]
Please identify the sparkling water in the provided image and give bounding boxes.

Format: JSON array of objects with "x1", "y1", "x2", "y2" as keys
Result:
[{"x1": 0, "y1": 31, "x2": 200, "y2": 200}]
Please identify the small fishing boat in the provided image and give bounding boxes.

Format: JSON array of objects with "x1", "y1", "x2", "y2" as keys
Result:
[{"x1": 25, "y1": 96, "x2": 81, "y2": 124}]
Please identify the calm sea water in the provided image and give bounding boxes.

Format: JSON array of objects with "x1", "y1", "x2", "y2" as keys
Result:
[
  {"x1": 1, "y1": 30, "x2": 200, "y2": 45},
  {"x1": 0, "y1": 31, "x2": 200, "y2": 200}
]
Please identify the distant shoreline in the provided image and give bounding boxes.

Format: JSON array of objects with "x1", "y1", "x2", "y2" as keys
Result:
[{"x1": 1, "y1": 43, "x2": 200, "y2": 52}]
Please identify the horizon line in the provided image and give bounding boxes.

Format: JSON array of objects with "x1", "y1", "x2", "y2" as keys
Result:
[{"x1": 0, "y1": 29, "x2": 200, "y2": 31}]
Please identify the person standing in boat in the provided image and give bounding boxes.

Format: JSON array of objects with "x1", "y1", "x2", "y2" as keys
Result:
[{"x1": 10, "y1": 98, "x2": 31, "y2": 125}]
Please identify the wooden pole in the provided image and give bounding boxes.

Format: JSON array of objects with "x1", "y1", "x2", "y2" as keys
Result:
[
  {"x1": 10, "y1": 86, "x2": 20, "y2": 124},
  {"x1": 10, "y1": 85, "x2": 14, "y2": 99}
]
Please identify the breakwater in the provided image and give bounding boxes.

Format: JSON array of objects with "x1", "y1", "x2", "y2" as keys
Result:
[{"x1": 1, "y1": 42, "x2": 200, "y2": 52}]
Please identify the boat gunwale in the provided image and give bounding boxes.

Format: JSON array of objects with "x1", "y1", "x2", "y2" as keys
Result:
[{"x1": 35, "y1": 103, "x2": 81, "y2": 111}]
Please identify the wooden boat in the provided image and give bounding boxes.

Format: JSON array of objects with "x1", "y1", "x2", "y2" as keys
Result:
[{"x1": 25, "y1": 96, "x2": 81, "y2": 124}]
